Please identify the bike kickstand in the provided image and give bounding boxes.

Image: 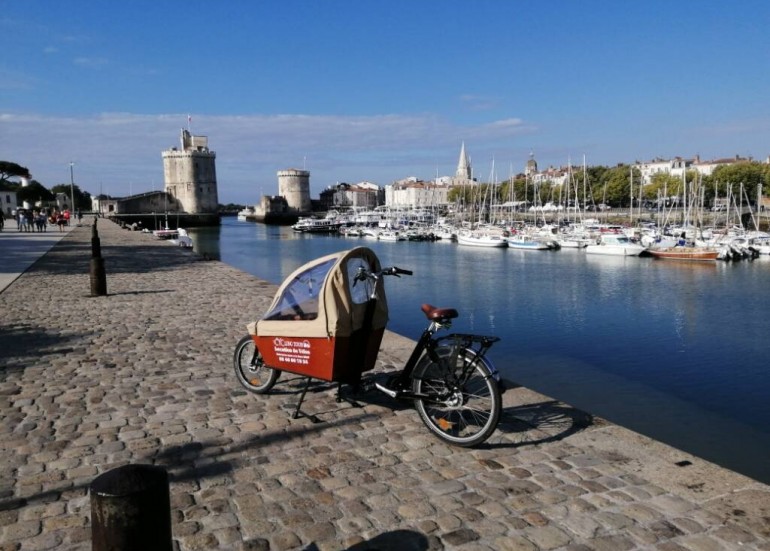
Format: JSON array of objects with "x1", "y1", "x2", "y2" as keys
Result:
[{"x1": 292, "y1": 377, "x2": 322, "y2": 423}]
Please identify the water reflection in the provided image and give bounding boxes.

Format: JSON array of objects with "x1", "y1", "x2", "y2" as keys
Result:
[{"x1": 198, "y1": 217, "x2": 770, "y2": 483}]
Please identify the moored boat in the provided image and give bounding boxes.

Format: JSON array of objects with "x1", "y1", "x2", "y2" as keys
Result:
[
  {"x1": 647, "y1": 245, "x2": 719, "y2": 261},
  {"x1": 457, "y1": 231, "x2": 508, "y2": 248},
  {"x1": 292, "y1": 216, "x2": 344, "y2": 233},
  {"x1": 585, "y1": 234, "x2": 646, "y2": 256},
  {"x1": 506, "y1": 235, "x2": 550, "y2": 250}
]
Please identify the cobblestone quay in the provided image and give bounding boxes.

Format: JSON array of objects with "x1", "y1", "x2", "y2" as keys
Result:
[{"x1": 1, "y1": 220, "x2": 768, "y2": 550}]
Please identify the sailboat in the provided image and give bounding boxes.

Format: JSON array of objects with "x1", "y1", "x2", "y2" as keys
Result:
[{"x1": 457, "y1": 158, "x2": 509, "y2": 248}]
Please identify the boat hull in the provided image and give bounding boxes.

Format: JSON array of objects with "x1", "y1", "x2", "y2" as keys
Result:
[{"x1": 648, "y1": 247, "x2": 719, "y2": 261}]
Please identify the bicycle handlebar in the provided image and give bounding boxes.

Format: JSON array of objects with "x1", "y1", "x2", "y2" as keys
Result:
[
  {"x1": 383, "y1": 266, "x2": 413, "y2": 277},
  {"x1": 354, "y1": 265, "x2": 413, "y2": 283}
]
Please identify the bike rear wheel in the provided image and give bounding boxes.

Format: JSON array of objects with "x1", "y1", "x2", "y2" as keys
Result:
[
  {"x1": 233, "y1": 335, "x2": 280, "y2": 394},
  {"x1": 412, "y1": 347, "x2": 501, "y2": 447}
]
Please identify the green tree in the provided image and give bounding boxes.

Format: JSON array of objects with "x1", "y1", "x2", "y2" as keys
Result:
[
  {"x1": 643, "y1": 172, "x2": 683, "y2": 202},
  {"x1": 0, "y1": 161, "x2": 30, "y2": 183},
  {"x1": 51, "y1": 183, "x2": 91, "y2": 210},
  {"x1": 17, "y1": 180, "x2": 55, "y2": 205},
  {"x1": 705, "y1": 162, "x2": 768, "y2": 204},
  {"x1": 599, "y1": 165, "x2": 642, "y2": 207}
]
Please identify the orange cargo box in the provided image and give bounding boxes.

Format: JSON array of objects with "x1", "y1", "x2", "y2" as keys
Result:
[{"x1": 253, "y1": 329, "x2": 384, "y2": 383}]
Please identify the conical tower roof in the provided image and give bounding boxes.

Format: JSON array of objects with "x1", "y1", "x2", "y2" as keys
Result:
[{"x1": 456, "y1": 142, "x2": 472, "y2": 180}]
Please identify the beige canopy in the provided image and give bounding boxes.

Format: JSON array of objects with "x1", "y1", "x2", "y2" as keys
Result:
[{"x1": 249, "y1": 247, "x2": 389, "y2": 339}]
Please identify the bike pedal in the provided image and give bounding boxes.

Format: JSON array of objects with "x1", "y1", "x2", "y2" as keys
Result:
[
  {"x1": 374, "y1": 382, "x2": 399, "y2": 398},
  {"x1": 359, "y1": 380, "x2": 377, "y2": 393}
]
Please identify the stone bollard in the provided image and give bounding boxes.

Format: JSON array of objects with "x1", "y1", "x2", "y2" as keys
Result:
[
  {"x1": 90, "y1": 464, "x2": 172, "y2": 551},
  {"x1": 90, "y1": 220, "x2": 107, "y2": 296}
]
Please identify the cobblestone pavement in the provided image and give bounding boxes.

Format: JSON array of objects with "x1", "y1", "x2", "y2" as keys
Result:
[{"x1": 1, "y1": 219, "x2": 768, "y2": 550}]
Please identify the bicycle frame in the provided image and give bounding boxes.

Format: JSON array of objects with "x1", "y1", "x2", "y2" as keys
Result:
[{"x1": 237, "y1": 251, "x2": 503, "y2": 444}]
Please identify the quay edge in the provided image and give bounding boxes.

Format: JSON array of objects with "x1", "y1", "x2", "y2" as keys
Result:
[{"x1": 0, "y1": 218, "x2": 768, "y2": 550}]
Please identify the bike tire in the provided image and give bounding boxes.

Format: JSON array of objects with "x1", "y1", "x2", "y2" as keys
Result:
[
  {"x1": 412, "y1": 346, "x2": 502, "y2": 447},
  {"x1": 233, "y1": 335, "x2": 280, "y2": 394}
]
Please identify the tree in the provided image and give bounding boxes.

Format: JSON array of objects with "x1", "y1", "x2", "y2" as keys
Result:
[
  {"x1": 599, "y1": 165, "x2": 642, "y2": 207},
  {"x1": 705, "y1": 162, "x2": 769, "y2": 204},
  {"x1": 0, "y1": 161, "x2": 31, "y2": 183},
  {"x1": 51, "y1": 183, "x2": 91, "y2": 210},
  {"x1": 643, "y1": 172, "x2": 683, "y2": 202},
  {"x1": 17, "y1": 180, "x2": 54, "y2": 205}
]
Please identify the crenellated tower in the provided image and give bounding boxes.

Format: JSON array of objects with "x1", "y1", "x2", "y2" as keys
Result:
[{"x1": 162, "y1": 129, "x2": 218, "y2": 213}]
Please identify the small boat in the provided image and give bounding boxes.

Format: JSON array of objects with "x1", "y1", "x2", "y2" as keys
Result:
[
  {"x1": 647, "y1": 245, "x2": 719, "y2": 261},
  {"x1": 153, "y1": 228, "x2": 178, "y2": 240},
  {"x1": 457, "y1": 231, "x2": 508, "y2": 248},
  {"x1": 377, "y1": 230, "x2": 404, "y2": 242},
  {"x1": 169, "y1": 228, "x2": 193, "y2": 248},
  {"x1": 237, "y1": 208, "x2": 255, "y2": 221},
  {"x1": 585, "y1": 234, "x2": 645, "y2": 256},
  {"x1": 506, "y1": 235, "x2": 550, "y2": 250}
]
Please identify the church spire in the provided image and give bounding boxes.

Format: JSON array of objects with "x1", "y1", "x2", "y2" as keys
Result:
[{"x1": 456, "y1": 141, "x2": 472, "y2": 180}]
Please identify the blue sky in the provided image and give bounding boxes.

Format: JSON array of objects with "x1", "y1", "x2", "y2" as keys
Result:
[{"x1": 2, "y1": 1, "x2": 769, "y2": 204}]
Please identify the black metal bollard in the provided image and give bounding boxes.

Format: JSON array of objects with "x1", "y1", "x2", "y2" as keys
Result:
[
  {"x1": 90, "y1": 464, "x2": 172, "y2": 551},
  {"x1": 90, "y1": 220, "x2": 107, "y2": 296}
]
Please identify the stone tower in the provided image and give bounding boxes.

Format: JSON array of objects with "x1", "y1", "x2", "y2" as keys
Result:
[
  {"x1": 277, "y1": 169, "x2": 311, "y2": 212},
  {"x1": 162, "y1": 129, "x2": 218, "y2": 213},
  {"x1": 456, "y1": 142, "x2": 472, "y2": 180},
  {"x1": 525, "y1": 151, "x2": 538, "y2": 176}
]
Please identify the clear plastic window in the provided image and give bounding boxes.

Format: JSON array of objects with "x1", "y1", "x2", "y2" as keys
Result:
[
  {"x1": 263, "y1": 258, "x2": 337, "y2": 321},
  {"x1": 347, "y1": 257, "x2": 373, "y2": 304}
]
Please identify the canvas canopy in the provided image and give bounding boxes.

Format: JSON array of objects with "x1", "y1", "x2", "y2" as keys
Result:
[{"x1": 249, "y1": 247, "x2": 389, "y2": 339}]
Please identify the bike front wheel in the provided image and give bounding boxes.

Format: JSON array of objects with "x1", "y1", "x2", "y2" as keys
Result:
[
  {"x1": 412, "y1": 347, "x2": 502, "y2": 447},
  {"x1": 233, "y1": 335, "x2": 280, "y2": 394}
]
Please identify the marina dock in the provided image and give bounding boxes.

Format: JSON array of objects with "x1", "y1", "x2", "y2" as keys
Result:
[{"x1": 1, "y1": 219, "x2": 768, "y2": 550}]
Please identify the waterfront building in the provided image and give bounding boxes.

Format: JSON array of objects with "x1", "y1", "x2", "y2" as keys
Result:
[
  {"x1": 162, "y1": 129, "x2": 219, "y2": 214},
  {"x1": 385, "y1": 180, "x2": 450, "y2": 209},
  {"x1": 634, "y1": 154, "x2": 755, "y2": 185},
  {"x1": 319, "y1": 182, "x2": 382, "y2": 210}
]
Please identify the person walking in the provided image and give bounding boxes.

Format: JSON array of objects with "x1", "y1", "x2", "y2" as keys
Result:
[
  {"x1": 56, "y1": 211, "x2": 66, "y2": 232},
  {"x1": 0, "y1": 213, "x2": 4, "y2": 232},
  {"x1": 18, "y1": 210, "x2": 27, "y2": 232}
]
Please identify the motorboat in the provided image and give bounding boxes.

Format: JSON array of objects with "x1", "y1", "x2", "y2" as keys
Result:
[
  {"x1": 169, "y1": 228, "x2": 193, "y2": 248},
  {"x1": 292, "y1": 216, "x2": 344, "y2": 233},
  {"x1": 377, "y1": 230, "x2": 404, "y2": 242},
  {"x1": 457, "y1": 231, "x2": 508, "y2": 248},
  {"x1": 506, "y1": 235, "x2": 550, "y2": 250},
  {"x1": 237, "y1": 208, "x2": 255, "y2": 221},
  {"x1": 585, "y1": 234, "x2": 645, "y2": 256}
]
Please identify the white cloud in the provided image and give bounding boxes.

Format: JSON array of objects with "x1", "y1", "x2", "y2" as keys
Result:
[
  {"x1": 73, "y1": 56, "x2": 108, "y2": 68},
  {"x1": 0, "y1": 111, "x2": 533, "y2": 203}
]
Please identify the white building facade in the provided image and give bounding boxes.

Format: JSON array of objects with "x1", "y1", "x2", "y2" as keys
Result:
[
  {"x1": 1, "y1": 189, "x2": 18, "y2": 218},
  {"x1": 385, "y1": 181, "x2": 450, "y2": 208}
]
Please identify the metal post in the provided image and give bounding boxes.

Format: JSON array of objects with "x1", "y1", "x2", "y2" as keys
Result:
[
  {"x1": 69, "y1": 162, "x2": 76, "y2": 215},
  {"x1": 90, "y1": 220, "x2": 107, "y2": 296},
  {"x1": 90, "y1": 464, "x2": 172, "y2": 551}
]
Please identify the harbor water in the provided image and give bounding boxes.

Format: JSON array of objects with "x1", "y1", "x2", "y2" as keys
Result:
[{"x1": 189, "y1": 217, "x2": 770, "y2": 484}]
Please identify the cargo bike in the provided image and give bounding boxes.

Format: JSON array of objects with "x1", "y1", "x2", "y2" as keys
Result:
[{"x1": 234, "y1": 247, "x2": 504, "y2": 447}]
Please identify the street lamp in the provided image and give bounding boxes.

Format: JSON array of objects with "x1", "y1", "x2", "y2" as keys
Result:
[{"x1": 69, "y1": 162, "x2": 76, "y2": 213}]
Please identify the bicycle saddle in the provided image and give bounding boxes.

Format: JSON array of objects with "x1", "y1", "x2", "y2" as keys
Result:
[{"x1": 421, "y1": 304, "x2": 459, "y2": 321}]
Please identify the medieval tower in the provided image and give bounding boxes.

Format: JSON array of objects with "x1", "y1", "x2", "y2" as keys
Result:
[
  {"x1": 277, "y1": 169, "x2": 312, "y2": 212},
  {"x1": 162, "y1": 129, "x2": 218, "y2": 213}
]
